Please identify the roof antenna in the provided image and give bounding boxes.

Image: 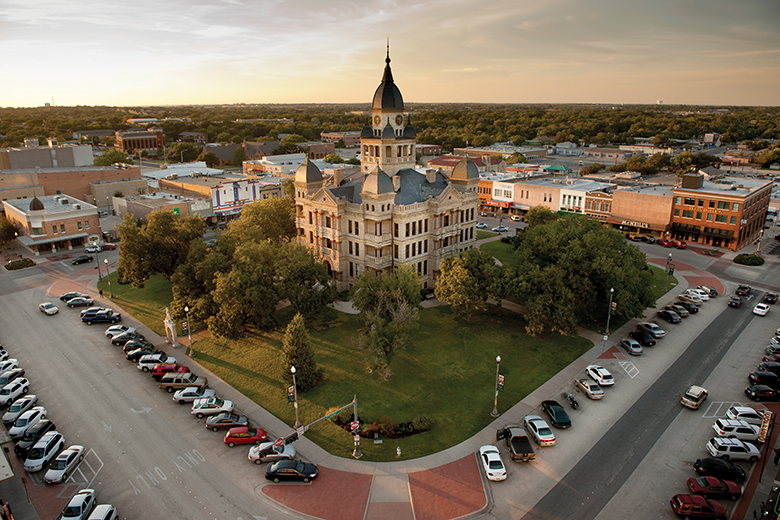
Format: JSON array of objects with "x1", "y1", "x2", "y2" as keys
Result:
[{"x1": 386, "y1": 37, "x2": 390, "y2": 64}]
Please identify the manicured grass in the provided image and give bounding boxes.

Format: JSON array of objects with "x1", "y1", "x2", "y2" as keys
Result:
[
  {"x1": 191, "y1": 304, "x2": 591, "y2": 461},
  {"x1": 98, "y1": 272, "x2": 175, "y2": 337},
  {"x1": 480, "y1": 239, "x2": 518, "y2": 267},
  {"x1": 476, "y1": 230, "x2": 498, "y2": 240}
]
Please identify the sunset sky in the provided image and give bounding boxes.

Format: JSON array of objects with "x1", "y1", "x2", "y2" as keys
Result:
[{"x1": 2, "y1": 0, "x2": 778, "y2": 107}]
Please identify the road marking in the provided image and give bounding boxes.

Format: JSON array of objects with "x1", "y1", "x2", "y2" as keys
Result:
[
  {"x1": 55, "y1": 449, "x2": 104, "y2": 498},
  {"x1": 130, "y1": 407, "x2": 152, "y2": 414},
  {"x1": 701, "y1": 401, "x2": 770, "y2": 419},
  {"x1": 101, "y1": 420, "x2": 112, "y2": 432},
  {"x1": 615, "y1": 353, "x2": 639, "y2": 379}
]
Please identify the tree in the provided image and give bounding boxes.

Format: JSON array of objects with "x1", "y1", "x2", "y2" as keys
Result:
[
  {"x1": 222, "y1": 196, "x2": 295, "y2": 245},
  {"x1": 93, "y1": 150, "x2": 133, "y2": 166},
  {"x1": 435, "y1": 249, "x2": 498, "y2": 320},
  {"x1": 167, "y1": 143, "x2": 200, "y2": 163},
  {"x1": 323, "y1": 153, "x2": 344, "y2": 164},
  {"x1": 349, "y1": 266, "x2": 421, "y2": 379},
  {"x1": 335, "y1": 138, "x2": 345, "y2": 148},
  {"x1": 525, "y1": 206, "x2": 558, "y2": 228},
  {"x1": 756, "y1": 147, "x2": 780, "y2": 168},
  {"x1": 505, "y1": 152, "x2": 527, "y2": 165},
  {"x1": 580, "y1": 163, "x2": 605, "y2": 176},
  {"x1": 346, "y1": 157, "x2": 360, "y2": 165},
  {"x1": 275, "y1": 241, "x2": 336, "y2": 318},
  {"x1": 0, "y1": 216, "x2": 19, "y2": 246},
  {"x1": 233, "y1": 146, "x2": 246, "y2": 166},
  {"x1": 197, "y1": 151, "x2": 220, "y2": 167},
  {"x1": 272, "y1": 142, "x2": 306, "y2": 155},
  {"x1": 281, "y1": 313, "x2": 323, "y2": 392}
]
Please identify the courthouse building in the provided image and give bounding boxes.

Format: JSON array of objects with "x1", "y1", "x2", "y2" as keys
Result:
[{"x1": 294, "y1": 51, "x2": 480, "y2": 291}]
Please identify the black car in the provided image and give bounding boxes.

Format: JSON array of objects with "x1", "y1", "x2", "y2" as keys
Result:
[
  {"x1": 111, "y1": 332, "x2": 144, "y2": 346},
  {"x1": 265, "y1": 459, "x2": 319, "y2": 483},
  {"x1": 747, "y1": 371, "x2": 780, "y2": 389},
  {"x1": 82, "y1": 310, "x2": 121, "y2": 325},
  {"x1": 541, "y1": 400, "x2": 571, "y2": 428},
  {"x1": 657, "y1": 310, "x2": 681, "y2": 324},
  {"x1": 693, "y1": 458, "x2": 746, "y2": 483},
  {"x1": 71, "y1": 255, "x2": 93, "y2": 265},
  {"x1": 0, "y1": 368, "x2": 25, "y2": 387},
  {"x1": 126, "y1": 346, "x2": 158, "y2": 362},
  {"x1": 675, "y1": 300, "x2": 699, "y2": 314},
  {"x1": 728, "y1": 296, "x2": 742, "y2": 308},
  {"x1": 758, "y1": 362, "x2": 780, "y2": 377},
  {"x1": 59, "y1": 291, "x2": 87, "y2": 302},
  {"x1": 764, "y1": 293, "x2": 779, "y2": 304},
  {"x1": 629, "y1": 330, "x2": 657, "y2": 347},
  {"x1": 80, "y1": 306, "x2": 109, "y2": 318},
  {"x1": 745, "y1": 384, "x2": 780, "y2": 402},
  {"x1": 14, "y1": 419, "x2": 56, "y2": 459},
  {"x1": 122, "y1": 340, "x2": 155, "y2": 355}
]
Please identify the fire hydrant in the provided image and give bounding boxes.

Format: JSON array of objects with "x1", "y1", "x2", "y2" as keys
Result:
[{"x1": 396, "y1": 446, "x2": 402, "y2": 458}]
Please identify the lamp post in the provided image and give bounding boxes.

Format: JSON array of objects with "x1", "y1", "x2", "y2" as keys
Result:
[
  {"x1": 104, "y1": 259, "x2": 114, "y2": 297},
  {"x1": 756, "y1": 229, "x2": 765, "y2": 255},
  {"x1": 14, "y1": 231, "x2": 18, "y2": 253},
  {"x1": 491, "y1": 355, "x2": 501, "y2": 418},
  {"x1": 664, "y1": 253, "x2": 673, "y2": 292},
  {"x1": 184, "y1": 305, "x2": 193, "y2": 351},
  {"x1": 290, "y1": 366, "x2": 301, "y2": 428}
]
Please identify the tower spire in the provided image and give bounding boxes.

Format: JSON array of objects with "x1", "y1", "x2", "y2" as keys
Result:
[{"x1": 386, "y1": 37, "x2": 390, "y2": 64}]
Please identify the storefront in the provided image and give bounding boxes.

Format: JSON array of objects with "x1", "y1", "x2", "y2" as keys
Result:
[{"x1": 606, "y1": 217, "x2": 667, "y2": 237}]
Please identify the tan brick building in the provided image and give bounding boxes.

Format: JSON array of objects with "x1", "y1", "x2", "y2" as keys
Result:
[{"x1": 607, "y1": 185, "x2": 674, "y2": 236}]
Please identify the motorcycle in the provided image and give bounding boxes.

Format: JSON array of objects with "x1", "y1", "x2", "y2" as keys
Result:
[{"x1": 567, "y1": 393, "x2": 579, "y2": 410}]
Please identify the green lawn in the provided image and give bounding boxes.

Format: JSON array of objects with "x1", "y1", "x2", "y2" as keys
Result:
[
  {"x1": 476, "y1": 230, "x2": 498, "y2": 240},
  {"x1": 98, "y1": 272, "x2": 175, "y2": 337},
  {"x1": 480, "y1": 239, "x2": 518, "y2": 267}
]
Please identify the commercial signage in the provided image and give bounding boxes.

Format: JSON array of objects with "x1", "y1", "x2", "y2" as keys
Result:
[
  {"x1": 758, "y1": 411, "x2": 773, "y2": 444},
  {"x1": 486, "y1": 200, "x2": 511, "y2": 208}
]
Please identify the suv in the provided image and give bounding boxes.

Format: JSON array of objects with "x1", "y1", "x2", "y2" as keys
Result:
[
  {"x1": 14, "y1": 419, "x2": 56, "y2": 459},
  {"x1": 0, "y1": 368, "x2": 25, "y2": 387},
  {"x1": 159, "y1": 372, "x2": 208, "y2": 393},
  {"x1": 712, "y1": 419, "x2": 760, "y2": 441},
  {"x1": 23, "y1": 431, "x2": 64, "y2": 472},
  {"x1": 137, "y1": 353, "x2": 175, "y2": 372},
  {"x1": 637, "y1": 322, "x2": 665, "y2": 339},
  {"x1": 706, "y1": 437, "x2": 760, "y2": 462},
  {"x1": 80, "y1": 307, "x2": 110, "y2": 318},
  {"x1": 669, "y1": 494, "x2": 725, "y2": 519},
  {"x1": 0, "y1": 377, "x2": 30, "y2": 407},
  {"x1": 681, "y1": 385, "x2": 708, "y2": 410},
  {"x1": 191, "y1": 397, "x2": 233, "y2": 419},
  {"x1": 151, "y1": 363, "x2": 190, "y2": 382},
  {"x1": 83, "y1": 310, "x2": 121, "y2": 325}
]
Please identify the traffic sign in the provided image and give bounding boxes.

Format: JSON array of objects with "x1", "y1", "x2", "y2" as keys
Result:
[
  {"x1": 497, "y1": 374, "x2": 505, "y2": 392},
  {"x1": 350, "y1": 421, "x2": 360, "y2": 431},
  {"x1": 353, "y1": 435, "x2": 360, "y2": 442},
  {"x1": 274, "y1": 437, "x2": 284, "y2": 448},
  {"x1": 287, "y1": 385, "x2": 295, "y2": 403}
]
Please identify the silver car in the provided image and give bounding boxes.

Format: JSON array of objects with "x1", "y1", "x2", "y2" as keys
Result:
[
  {"x1": 43, "y1": 445, "x2": 85, "y2": 484},
  {"x1": 2, "y1": 394, "x2": 38, "y2": 426},
  {"x1": 172, "y1": 386, "x2": 216, "y2": 405},
  {"x1": 9, "y1": 406, "x2": 46, "y2": 440},
  {"x1": 248, "y1": 442, "x2": 297, "y2": 464}
]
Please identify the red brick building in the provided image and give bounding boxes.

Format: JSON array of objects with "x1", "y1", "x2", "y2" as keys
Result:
[{"x1": 115, "y1": 128, "x2": 166, "y2": 152}]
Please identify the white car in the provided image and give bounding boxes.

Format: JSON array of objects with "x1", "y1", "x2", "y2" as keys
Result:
[
  {"x1": 476, "y1": 223, "x2": 488, "y2": 229},
  {"x1": 712, "y1": 419, "x2": 760, "y2": 442},
  {"x1": 0, "y1": 359, "x2": 18, "y2": 373},
  {"x1": 585, "y1": 365, "x2": 614, "y2": 386},
  {"x1": 754, "y1": 303, "x2": 770, "y2": 316},
  {"x1": 686, "y1": 288, "x2": 709, "y2": 301},
  {"x1": 3, "y1": 394, "x2": 38, "y2": 426},
  {"x1": 137, "y1": 353, "x2": 175, "y2": 372},
  {"x1": 85, "y1": 245, "x2": 101, "y2": 253},
  {"x1": 491, "y1": 226, "x2": 509, "y2": 233},
  {"x1": 478, "y1": 445, "x2": 507, "y2": 481},
  {"x1": 706, "y1": 437, "x2": 760, "y2": 462},
  {"x1": 39, "y1": 302, "x2": 59, "y2": 315},
  {"x1": 87, "y1": 504, "x2": 119, "y2": 520},
  {"x1": 191, "y1": 397, "x2": 233, "y2": 418},
  {"x1": 104, "y1": 325, "x2": 136, "y2": 338},
  {"x1": 43, "y1": 444, "x2": 85, "y2": 484},
  {"x1": 248, "y1": 442, "x2": 297, "y2": 464},
  {"x1": 523, "y1": 414, "x2": 556, "y2": 446},
  {"x1": 726, "y1": 406, "x2": 765, "y2": 426},
  {"x1": 9, "y1": 406, "x2": 46, "y2": 440},
  {"x1": 575, "y1": 378, "x2": 604, "y2": 399},
  {"x1": 59, "y1": 488, "x2": 97, "y2": 520},
  {"x1": 0, "y1": 377, "x2": 30, "y2": 406},
  {"x1": 24, "y1": 430, "x2": 64, "y2": 472},
  {"x1": 172, "y1": 386, "x2": 216, "y2": 405}
]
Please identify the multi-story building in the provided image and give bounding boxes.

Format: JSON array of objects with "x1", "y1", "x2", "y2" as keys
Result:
[
  {"x1": 427, "y1": 154, "x2": 506, "y2": 173},
  {"x1": 670, "y1": 175, "x2": 772, "y2": 250},
  {"x1": 0, "y1": 141, "x2": 93, "y2": 170},
  {"x1": 211, "y1": 178, "x2": 283, "y2": 220},
  {"x1": 320, "y1": 131, "x2": 362, "y2": 147},
  {"x1": 294, "y1": 52, "x2": 480, "y2": 291},
  {"x1": 3, "y1": 195, "x2": 100, "y2": 255},
  {"x1": 607, "y1": 185, "x2": 674, "y2": 236},
  {"x1": 115, "y1": 128, "x2": 165, "y2": 152}
]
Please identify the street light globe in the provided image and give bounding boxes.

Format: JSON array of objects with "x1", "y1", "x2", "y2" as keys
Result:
[
  {"x1": 291, "y1": 366, "x2": 296, "y2": 374},
  {"x1": 610, "y1": 287, "x2": 614, "y2": 294},
  {"x1": 496, "y1": 355, "x2": 501, "y2": 363},
  {"x1": 184, "y1": 306, "x2": 189, "y2": 313},
  {"x1": 104, "y1": 258, "x2": 108, "y2": 265}
]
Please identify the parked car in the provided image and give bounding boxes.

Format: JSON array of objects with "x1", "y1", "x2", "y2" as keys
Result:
[
  {"x1": 0, "y1": 360, "x2": 19, "y2": 373},
  {"x1": 712, "y1": 418, "x2": 760, "y2": 441},
  {"x1": 0, "y1": 377, "x2": 30, "y2": 407},
  {"x1": 66, "y1": 297, "x2": 94, "y2": 308},
  {"x1": 575, "y1": 379, "x2": 604, "y2": 399},
  {"x1": 758, "y1": 362, "x2": 780, "y2": 377},
  {"x1": 82, "y1": 310, "x2": 121, "y2": 325},
  {"x1": 669, "y1": 494, "x2": 725, "y2": 519},
  {"x1": 637, "y1": 322, "x2": 666, "y2": 338},
  {"x1": 248, "y1": 442, "x2": 297, "y2": 464},
  {"x1": 697, "y1": 286, "x2": 719, "y2": 297},
  {"x1": 491, "y1": 226, "x2": 508, "y2": 233},
  {"x1": 86, "y1": 504, "x2": 119, "y2": 520},
  {"x1": 79, "y1": 306, "x2": 110, "y2": 318},
  {"x1": 678, "y1": 293, "x2": 703, "y2": 306},
  {"x1": 110, "y1": 331, "x2": 144, "y2": 346},
  {"x1": 706, "y1": 437, "x2": 760, "y2": 462},
  {"x1": 478, "y1": 445, "x2": 507, "y2": 481},
  {"x1": 159, "y1": 372, "x2": 207, "y2": 393},
  {"x1": 43, "y1": 445, "x2": 85, "y2": 484},
  {"x1": 23, "y1": 430, "x2": 65, "y2": 472},
  {"x1": 476, "y1": 223, "x2": 488, "y2": 229},
  {"x1": 58, "y1": 488, "x2": 97, "y2": 520},
  {"x1": 39, "y1": 302, "x2": 59, "y2": 315},
  {"x1": 671, "y1": 240, "x2": 688, "y2": 249},
  {"x1": 125, "y1": 346, "x2": 159, "y2": 362},
  {"x1": 541, "y1": 400, "x2": 571, "y2": 428},
  {"x1": 191, "y1": 397, "x2": 233, "y2": 418},
  {"x1": 173, "y1": 386, "x2": 216, "y2": 405},
  {"x1": 639, "y1": 235, "x2": 656, "y2": 244},
  {"x1": 205, "y1": 412, "x2": 248, "y2": 431},
  {"x1": 14, "y1": 419, "x2": 56, "y2": 459},
  {"x1": 736, "y1": 284, "x2": 752, "y2": 296},
  {"x1": 629, "y1": 329, "x2": 657, "y2": 346},
  {"x1": 9, "y1": 406, "x2": 46, "y2": 440},
  {"x1": 753, "y1": 303, "x2": 770, "y2": 316},
  {"x1": 3, "y1": 394, "x2": 38, "y2": 426},
  {"x1": 224, "y1": 426, "x2": 268, "y2": 447},
  {"x1": 137, "y1": 353, "x2": 175, "y2": 372},
  {"x1": 675, "y1": 300, "x2": 699, "y2": 313},
  {"x1": 104, "y1": 325, "x2": 135, "y2": 338},
  {"x1": 728, "y1": 296, "x2": 742, "y2": 308},
  {"x1": 496, "y1": 424, "x2": 535, "y2": 462},
  {"x1": 265, "y1": 460, "x2": 319, "y2": 483},
  {"x1": 122, "y1": 339, "x2": 155, "y2": 354},
  {"x1": 619, "y1": 339, "x2": 643, "y2": 356},
  {"x1": 764, "y1": 292, "x2": 779, "y2": 304},
  {"x1": 686, "y1": 476, "x2": 742, "y2": 501},
  {"x1": 681, "y1": 385, "x2": 708, "y2": 410},
  {"x1": 71, "y1": 255, "x2": 93, "y2": 265},
  {"x1": 60, "y1": 291, "x2": 88, "y2": 302},
  {"x1": 100, "y1": 243, "x2": 117, "y2": 251},
  {"x1": 745, "y1": 385, "x2": 780, "y2": 402},
  {"x1": 0, "y1": 368, "x2": 25, "y2": 387},
  {"x1": 657, "y1": 239, "x2": 674, "y2": 247},
  {"x1": 523, "y1": 414, "x2": 556, "y2": 446},
  {"x1": 687, "y1": 288, "x2": 709, "y2": 301},
  {"x1": 693, "y1": 458, "x2": 746, "y2": 482},
  {"x1": 657, "y1": 310, "x2": 682, "y2": 324},
  {"x1": 665, "y1": 303, "x2": 689, "y2": 318},
  {"x1": 748, "y1": 371, "x2": 780, "y2": 389},
  {"x1": 85, "y1": 245, "x2": 101, "y2": 253},
  {"x1": 585, "y1": 365, "x2": 614, "y2": 386},
  {"x1": 151, "y1": 363, "x2": 190, "y2": 382}
]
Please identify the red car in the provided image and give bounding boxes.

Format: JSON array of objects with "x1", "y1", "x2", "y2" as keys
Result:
[
  {"x1": 686, "y1": 476, "x2": 741, "y2": 501},
  {"x1": 672, "y1": 240, "x2": 688, "y2": 249},
  {"x1": 224, "y1": 426, "x2": 267, "y2": 447},
  {"x1": 101, "y1": 243, "x2": 117, "y2": 250},
  {"x1": 657, "y1": 239, "x2": 674, "y2": 247},
  {"x1": 151, "y1": 363, "x2": 189, "y2": 382},
  {"x1": 670, "y1": 494, "x2": 725, "y2": 519}
]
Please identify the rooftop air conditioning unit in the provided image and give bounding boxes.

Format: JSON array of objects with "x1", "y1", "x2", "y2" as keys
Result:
[{"x1": 74, "y1": 204, "x2": 81, "y2": 209}]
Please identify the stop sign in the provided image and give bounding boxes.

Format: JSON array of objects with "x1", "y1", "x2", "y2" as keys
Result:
[
  {"x1": 274, "y1": 437, "x2": 284, "y2": 448},
  {"x1": 350, "y1": 421, "x2": 360, "y2": 430}
]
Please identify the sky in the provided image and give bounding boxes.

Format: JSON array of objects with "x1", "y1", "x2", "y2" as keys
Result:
[{"x1": 1, "y1": 0, "x2": 778, "y2": 107}]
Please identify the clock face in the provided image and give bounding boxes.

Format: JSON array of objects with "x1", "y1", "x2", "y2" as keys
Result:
[
  {"x1": 374, "y1": 115, "x2": 381, "y2": 125},
  {"x1": 395, "y1": 115, "x2": 403, "y2": 125}
]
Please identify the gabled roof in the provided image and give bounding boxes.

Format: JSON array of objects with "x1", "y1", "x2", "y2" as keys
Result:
[{"x1": 205, "y1": 144, "x2": 240, "y2": 162}]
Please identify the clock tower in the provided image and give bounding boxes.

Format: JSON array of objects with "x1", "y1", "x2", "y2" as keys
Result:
[{"x1": 359, "y1": 48, "x2": 416, "y2": 176}]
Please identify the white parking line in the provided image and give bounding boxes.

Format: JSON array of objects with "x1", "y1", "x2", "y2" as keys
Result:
[
  {"x1": 701, "y1": 401, "x2": 769, "y2": 419},
  {"x1": 618, "y1": 359, "x2": 639, "y2": 379}
]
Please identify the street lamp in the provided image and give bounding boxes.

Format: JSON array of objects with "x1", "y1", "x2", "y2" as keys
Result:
[
  {"x1": 14, "y1": 232, "x2": 18, "y2": 253},
  {"x1": 104, "y1": 258, "x2": 114, "y2": 297},
  {"x1": 290, "y1": 366, "x2": 301, "y2": 428},
  {"x1": 664, "y1": 252, "x2": 673, "y2": 292},
  {"x1": 491, "y1": 355, "x2": 501, "y2": 417},
  {"x1": 184, "y1": 305, "x2": 193, "y2": 351},
  {"x1": 756, "y1": 229, "x2": 765, "y2": 255}
]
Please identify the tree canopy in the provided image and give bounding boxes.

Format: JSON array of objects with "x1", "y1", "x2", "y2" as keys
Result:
[
  {"x1": 435, "y1": 249, "x2": 501, "y2": 320},
  {"x1": 93, "y1": 149, "x2": 133, "y2": 166}
]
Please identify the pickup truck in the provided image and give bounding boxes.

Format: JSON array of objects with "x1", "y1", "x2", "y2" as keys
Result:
[
  {"x1": 159, "y1": 372, "x2": 208, "y2": 393},
  {"x1": 496, "y1": 424, "x2": 536, "y2": 462}
]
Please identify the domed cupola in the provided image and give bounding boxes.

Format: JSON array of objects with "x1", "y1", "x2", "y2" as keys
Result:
[
  {"x1": 372, "y1": 49, "x2": 404, "y2": 112},
  {"x1": 29, "y1": 196, "x2": 45, "y2": 211}
]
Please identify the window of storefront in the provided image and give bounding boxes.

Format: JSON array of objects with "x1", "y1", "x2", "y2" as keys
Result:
[
  {"x1": 684, "y1": 197, "x2": 695, "y2": 205},
  {"x1": 682, "y1": 210, "x2": 694, "y2": 218}
]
